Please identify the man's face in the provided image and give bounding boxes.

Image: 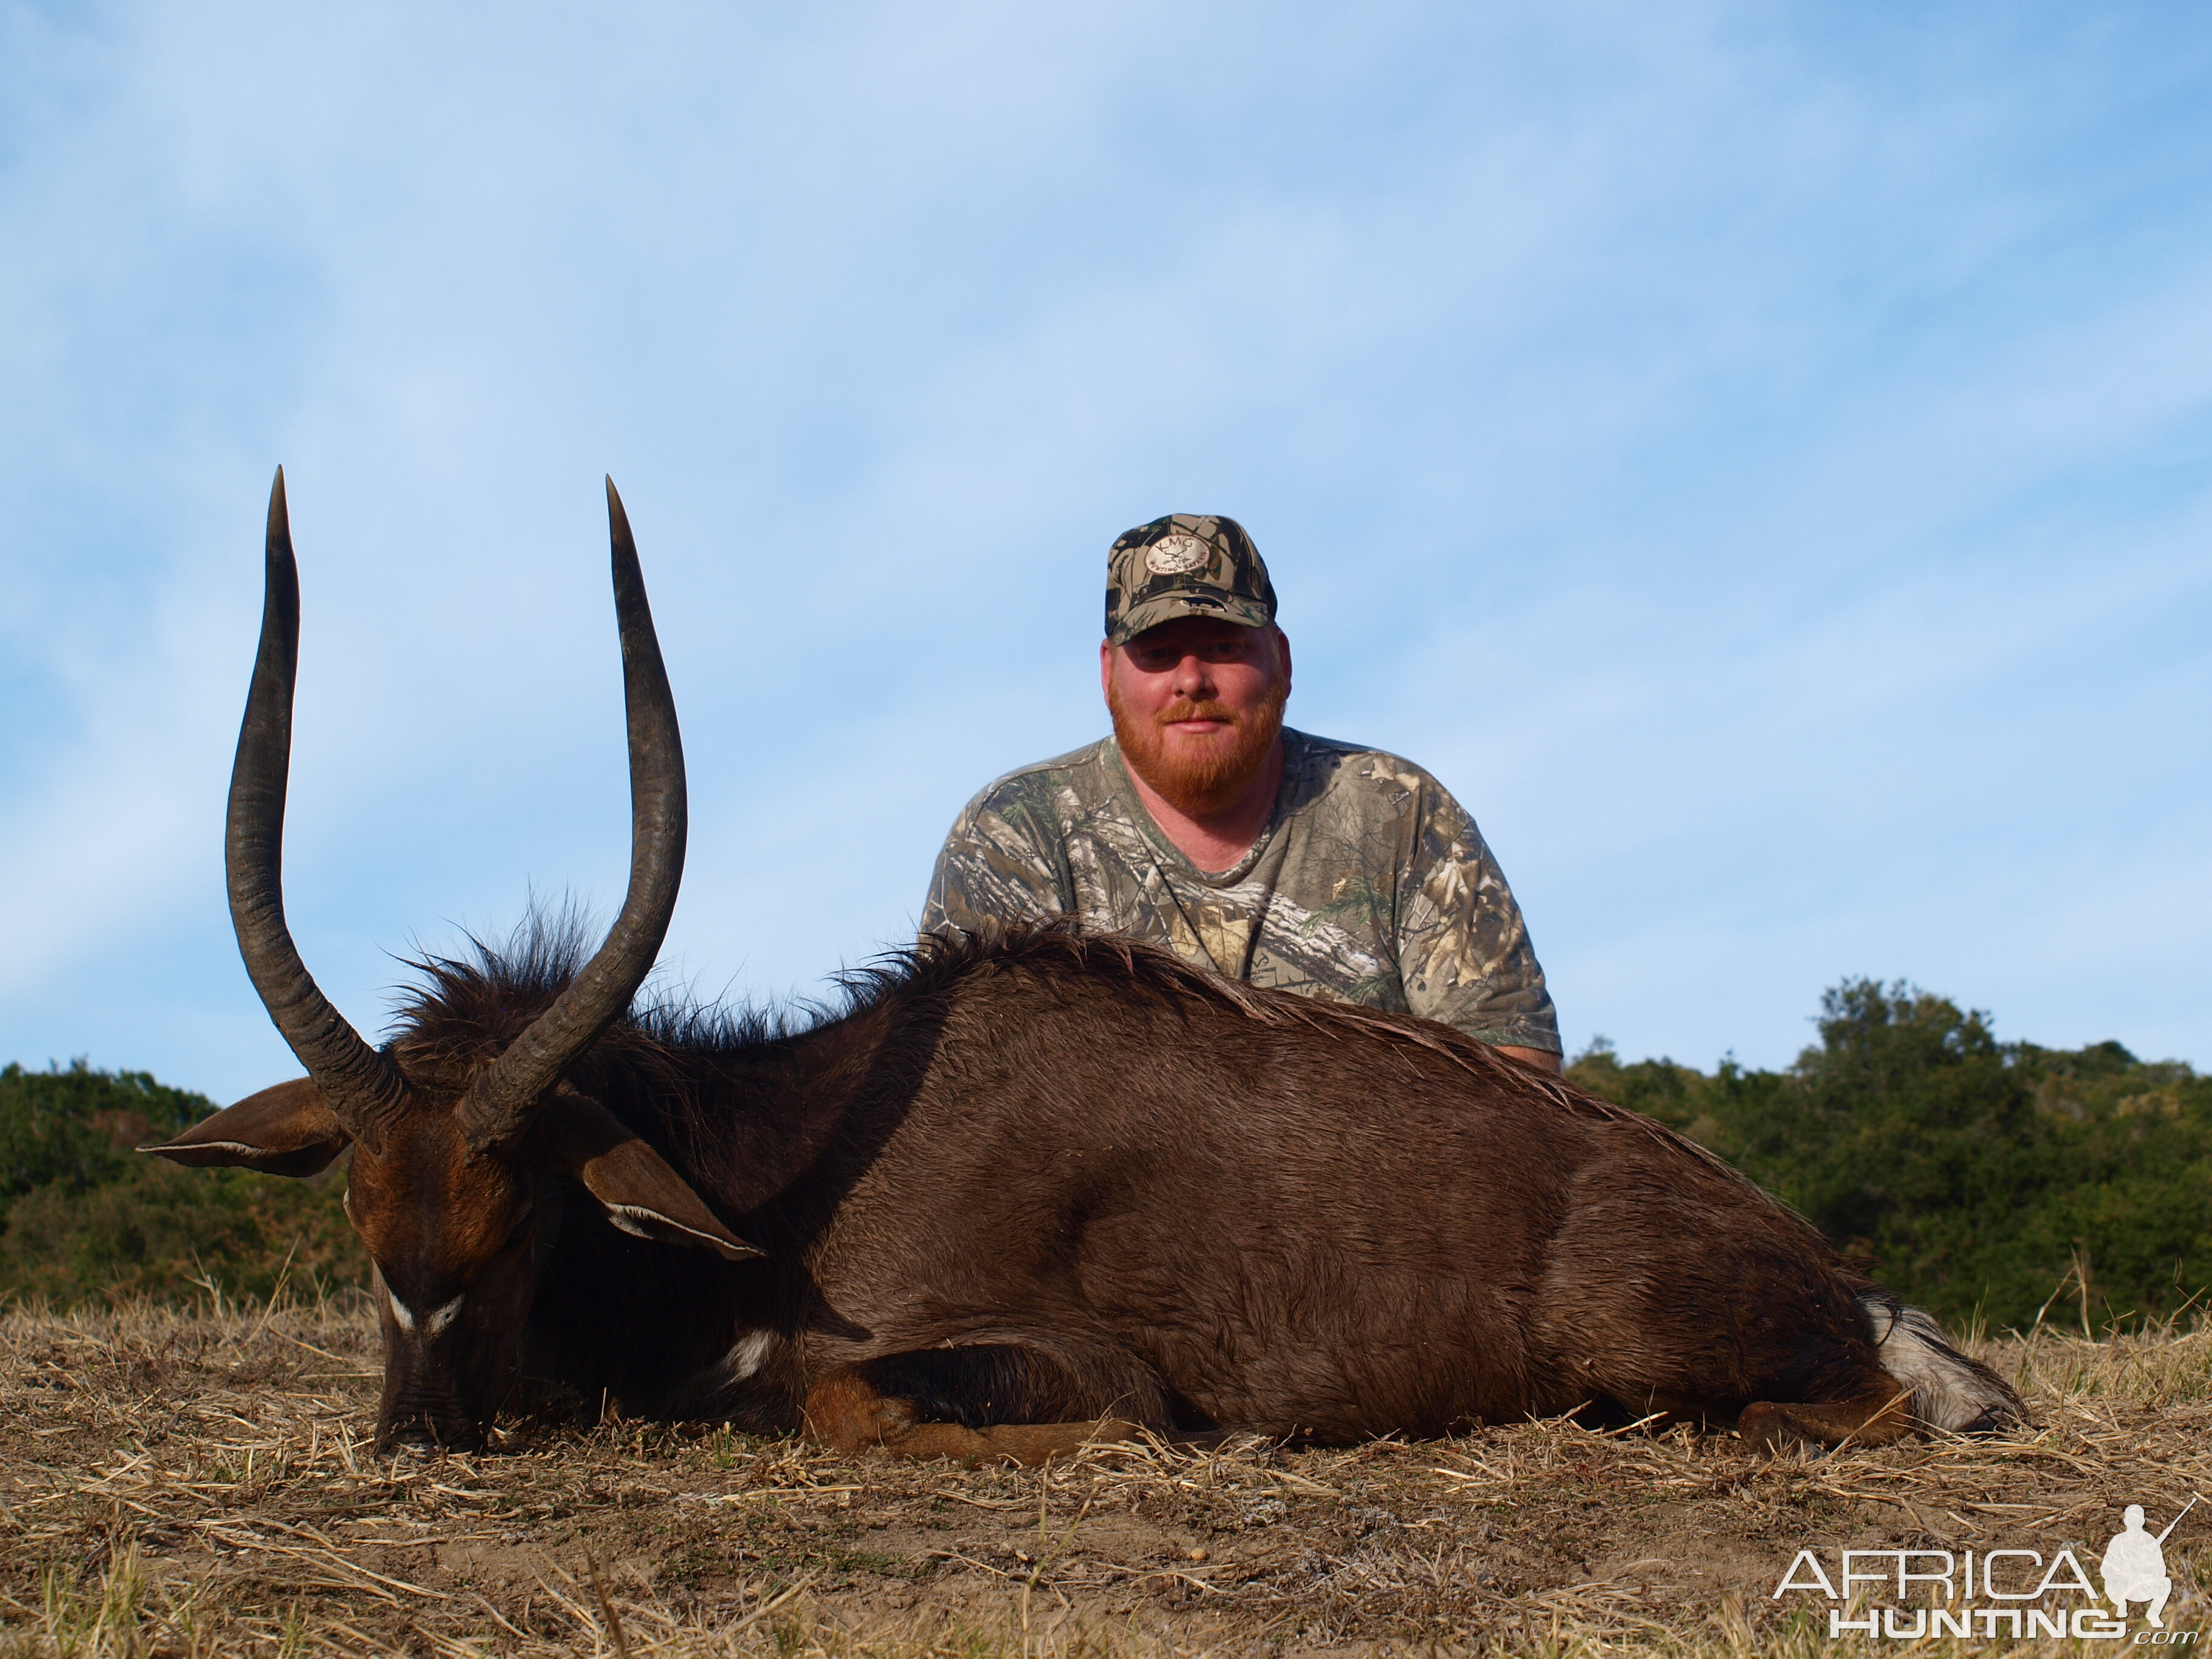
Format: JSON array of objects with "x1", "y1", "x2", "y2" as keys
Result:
[{"x1": 1101, "y1": 617, "x2": 1292, "y2": 816}]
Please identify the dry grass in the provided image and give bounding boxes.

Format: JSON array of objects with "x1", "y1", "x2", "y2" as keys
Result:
[{"x1": 1, "y1": 1292, "x2": 2206, "y2": 1657}]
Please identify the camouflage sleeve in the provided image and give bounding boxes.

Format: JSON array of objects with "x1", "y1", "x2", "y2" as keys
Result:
[
  {"x1": 919, "y1": 780, "x2": 1075, "y2": 938},
  {"x1": 1395, "y1": 783, "x2": 1561, "y2": 1053}
]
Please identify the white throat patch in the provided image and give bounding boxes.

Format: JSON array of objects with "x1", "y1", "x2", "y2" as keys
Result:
[{"x1": 721, "y1": 1329, "x2": 776, "y2": 1382}]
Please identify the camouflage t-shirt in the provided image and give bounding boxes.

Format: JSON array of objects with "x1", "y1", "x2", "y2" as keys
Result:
[{"x1": 920, "y1": 729, "x2": 1560, "y2": 1052}]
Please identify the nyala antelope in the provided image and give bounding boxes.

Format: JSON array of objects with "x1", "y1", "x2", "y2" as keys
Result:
[{"x1": 149, "y1": 471, "x2": 2024, "y2": 1461}]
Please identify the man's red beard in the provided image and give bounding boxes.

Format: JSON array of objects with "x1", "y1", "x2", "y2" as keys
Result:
[{"x1": 1108, "y1": 678, "x2": 1289, "y2": 818}]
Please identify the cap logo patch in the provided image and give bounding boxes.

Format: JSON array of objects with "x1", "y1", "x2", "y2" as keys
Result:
[{"x1": 1145, "y1": 535, "x2": 1211, "y2": 576}]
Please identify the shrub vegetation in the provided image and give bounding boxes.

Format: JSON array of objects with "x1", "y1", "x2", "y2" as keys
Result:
[
  {"x1": 0, "y1": 1060, "x2": 361, "y2": 1307},
  {"x1": 1567, "y1": 979, "x2": 2212, "y2": 1332}
]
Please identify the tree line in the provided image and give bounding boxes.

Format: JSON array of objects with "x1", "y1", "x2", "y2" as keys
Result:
[
  {"x1": 4, "y1": 978, "x2": 2205, "y2": 1330},
  {"x1": 1567, "y1": 980, "x2": 2210, "y2": 1331}
]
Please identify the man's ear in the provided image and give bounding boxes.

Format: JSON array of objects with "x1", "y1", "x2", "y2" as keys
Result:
[
  {"x1": 539, "y1": 1087, "x2": 763, "y2": 1262},
  {"x1": 140, "y1": 1078, "x2": 350, "y2": 1176}
]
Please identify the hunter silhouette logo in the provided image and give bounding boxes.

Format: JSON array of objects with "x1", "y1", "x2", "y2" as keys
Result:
[
  {"x1": 1774, "y1": 1494, "x2": 2202, "y2": 1641},
  {"x1": 2105, "y1": 1497, "x2": 2196, "y2": 1630}
]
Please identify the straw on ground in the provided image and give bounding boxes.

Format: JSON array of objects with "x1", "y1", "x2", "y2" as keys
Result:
[{"x1": 1, "y1": 1291, "x2": 2205, "y2": 1657}]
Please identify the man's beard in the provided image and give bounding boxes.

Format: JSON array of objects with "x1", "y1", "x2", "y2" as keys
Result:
[{"x1": 1108, "y1": 678, "x2": 1289, "y2": 818}]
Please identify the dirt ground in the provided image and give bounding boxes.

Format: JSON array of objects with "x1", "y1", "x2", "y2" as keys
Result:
[{"x1": 1, "y1": 1296, "x2": 2205, "y2": 1657}]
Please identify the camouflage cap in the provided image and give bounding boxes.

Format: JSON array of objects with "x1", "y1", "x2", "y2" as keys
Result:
[{"x1": 1104, "y1": 514, "x2": 1276, "y2": 646}]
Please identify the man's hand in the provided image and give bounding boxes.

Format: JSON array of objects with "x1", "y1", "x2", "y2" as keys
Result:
[{"x1": 1497, "y1": 1044, "x2": 1564, "y2": 1075}]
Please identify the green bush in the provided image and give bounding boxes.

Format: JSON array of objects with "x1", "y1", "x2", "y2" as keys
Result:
[
  {"x1": 1569, "y1": 983, "x2": 2212, "y2": 1332},
  {"x1": 0, "y1": 1059, "x2": 204, "y2": 1205},
  {"x1": 0, "y1": 1062, "x2": 364, "y2": 1309}
]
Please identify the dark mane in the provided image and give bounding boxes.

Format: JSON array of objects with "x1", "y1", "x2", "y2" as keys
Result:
[
  {"x1": 384, "y1": 909, "x2": 788, "y2": 1085},
  {"x1": 387, "y1": 909, "x2": 1517, "y2": 1081},
  {"x1": 852, "y1": 924, "x2": 1757, "y2": 1172},
  {"x1": 381, "y1": 912, "x2": 1748, "y2": 1195}
]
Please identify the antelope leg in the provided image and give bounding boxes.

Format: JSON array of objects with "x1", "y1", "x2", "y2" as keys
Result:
[
  {"x1": 802, "y1": 1358, "x2": 1165, "y2": 1466},
  {"x1": 1737, "y1": 1390, "x2": 1914, "y2": 1453}
]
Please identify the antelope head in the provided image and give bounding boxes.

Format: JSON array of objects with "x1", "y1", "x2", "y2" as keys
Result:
[{"x1": 146, "y1": 472, "x2": 757, "y2": 1452}]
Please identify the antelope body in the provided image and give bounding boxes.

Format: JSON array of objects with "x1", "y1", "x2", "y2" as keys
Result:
[{"x1": 150, "y1": 472, "x2": 2023, "y2": 1460}]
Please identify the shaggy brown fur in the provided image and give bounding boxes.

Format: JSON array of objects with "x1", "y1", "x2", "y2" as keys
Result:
[{"x1": 160, "y1": 915, "x2": 2017, "y2": 1457}]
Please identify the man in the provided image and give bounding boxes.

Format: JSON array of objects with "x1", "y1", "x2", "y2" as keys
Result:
[{"x1": 920, "y1": 514, "x2": 1561, "y2": 1070}]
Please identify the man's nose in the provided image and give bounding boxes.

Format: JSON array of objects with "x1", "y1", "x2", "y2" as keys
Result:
[{"x1": 1170, "y1": 653, "x2": 1214, "y2": 696}]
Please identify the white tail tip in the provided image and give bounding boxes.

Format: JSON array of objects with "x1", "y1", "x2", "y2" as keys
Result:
[{"x1": 1863, "y1": 1294, "x2": 2025, "y2": 1433}]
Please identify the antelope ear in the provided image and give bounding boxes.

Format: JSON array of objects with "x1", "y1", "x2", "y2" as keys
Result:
[
  {"x1": 539, "y1": 1087, "x2": 763, "y2": 1262},
  {"x1": 139, "y1": 1077, "x2": 350, "y2": 1176}
]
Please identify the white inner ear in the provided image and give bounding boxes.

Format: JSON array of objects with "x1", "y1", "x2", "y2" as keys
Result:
[
  {"x1": 604, "y1": 1203, "x2": 665, "y2": 1241},
  {"x1": 606, "y1": 1202, "x2": 709, "y2": 1242},
  {"x1": 603, "y1": 1202, "x2": 755, "y2": 1260}
]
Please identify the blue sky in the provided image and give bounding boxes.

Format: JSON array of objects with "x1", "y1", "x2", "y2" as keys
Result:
[{"x1": 3, "y1": 1, "x2": 2207, "y2": 1103}]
